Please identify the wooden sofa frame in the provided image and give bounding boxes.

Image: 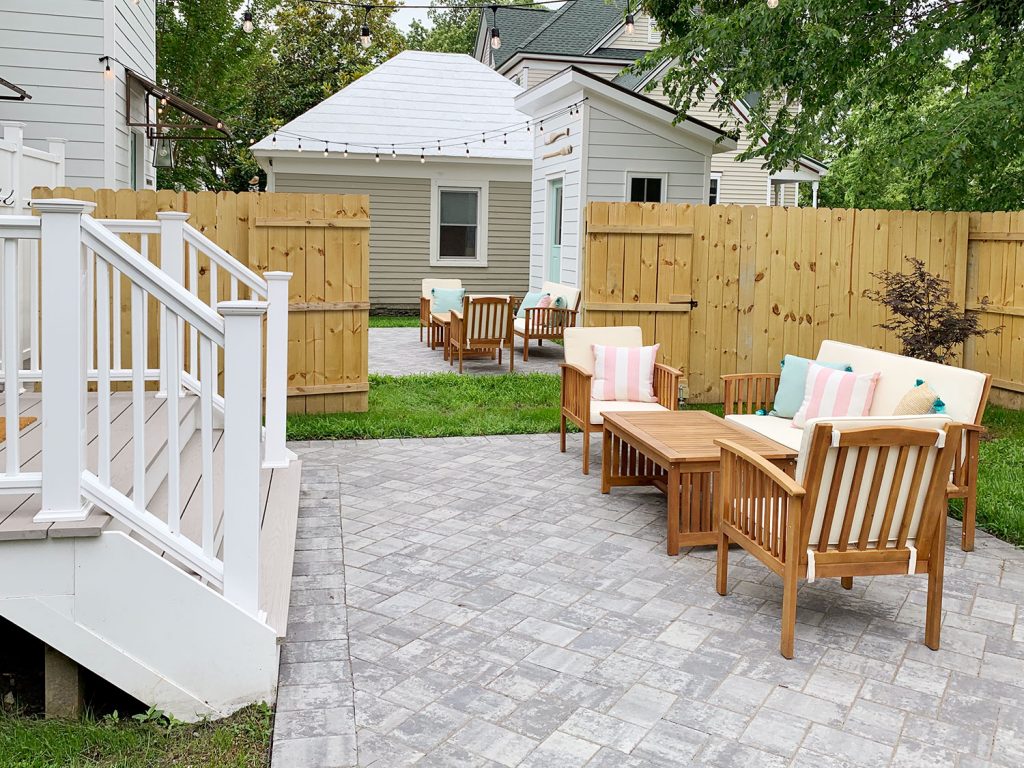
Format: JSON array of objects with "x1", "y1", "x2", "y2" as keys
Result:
[
  {"x1": 515, "y1": 294, "x2": 581, "y2": 362},
  {"x1": 716, "y1": 422, "x2": 962, "y2": 658},
  {"x1": 721, "y1": 370, "x2": 993, "y2": 552},
  {"x1": 448, "y1": 296, "x2": 514, "y2": 374},
  {"x1": 561, "y1": 361, "x2": 683, "y2": 475}
]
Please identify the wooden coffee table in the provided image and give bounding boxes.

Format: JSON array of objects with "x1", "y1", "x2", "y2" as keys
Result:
[{"x1": 601, "y1": 410, "x2": 798, "y2": 555}]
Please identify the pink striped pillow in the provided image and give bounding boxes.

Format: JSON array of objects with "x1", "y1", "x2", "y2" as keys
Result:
[
  {"x1": 592, "y1": 344, "x2": 660, "y2": 402},
  {"x1": 793, "y1": 363, "x2": 881, "y2": 428}
]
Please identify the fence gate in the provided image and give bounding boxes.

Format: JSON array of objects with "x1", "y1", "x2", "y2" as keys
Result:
[{"x1": 583, "y1": 201, "x2": 697, "y2": 376}]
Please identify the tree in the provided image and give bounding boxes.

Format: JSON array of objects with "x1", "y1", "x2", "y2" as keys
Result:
[
  {"x1": 405, "y1": 1, "x2": 534, "y2": 55},
  {"x1": 645, "y1": 0, "x2": 1024, "y2": 210}
]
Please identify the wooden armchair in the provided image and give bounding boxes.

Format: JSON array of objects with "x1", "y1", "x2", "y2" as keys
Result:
[
  {"x1": 513, "y1": 281, "x2": 581, "y2": 361},
  {"x1": 448, "y1": 296, "x2": 514, "y2": 373},
  {"x1": 419, "y1": 278, "x2": 462, "y2": 344},
  {"x1": 715, "y1": 418, "x2": 962, "y2": 659},
  {"x1": 561, "y1": 326, "x2": 683, "y2": 475}
]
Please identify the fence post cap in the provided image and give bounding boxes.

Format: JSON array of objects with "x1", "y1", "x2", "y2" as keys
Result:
[
  {"x1": 264, "y1": 271, "x2": 293, "y2": 281},
  {"x1": 218, "y1": 300, "x2": 269, "y2": 317},
  {"x1": 155, "y1": 211, "x2": 191, "y2": 221},
  {"x1": 31, "y1": 198, "x2": 96, "y2": 215}
]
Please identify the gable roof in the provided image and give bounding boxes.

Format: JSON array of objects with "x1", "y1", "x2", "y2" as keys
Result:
[
  {"x1": 489, "y1": 0, "x2": 640, "y2": 69},
  {"x1": 251, "y1": 51, "x2": 531, "y2": 162}
]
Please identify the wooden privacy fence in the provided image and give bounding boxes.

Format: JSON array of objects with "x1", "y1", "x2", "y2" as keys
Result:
[
  {"x1": 33, "y1": 188, "x2": 370, "y2": 413},
  {"x1": 584, "y1": 202, "x2": 1024, "y2": 405}
]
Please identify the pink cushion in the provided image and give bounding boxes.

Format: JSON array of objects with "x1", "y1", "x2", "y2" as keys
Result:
[
  {"x1": 592, "y1": 343, "x2": 660, "y2": 402},
  {"x1": 793, "y1": 363, "x2": 880, "y2": 428},
  {"x1": 536, "y1": 295, "x2": 552, "y2": 308}
]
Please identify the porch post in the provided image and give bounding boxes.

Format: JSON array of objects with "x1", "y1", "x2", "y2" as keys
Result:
[
  {"x1": 34, "y1": 198, "x2": 95, "y2": 523},
  {"x1": 812, "y1": 181, "x2": 819, "y2": 209},
  {"x1": 220, "y1": 299, "x2": 268, "y2": 616},
  {"x1": 156, "y1": 211, "x2": 189, "y2": 396},
  {"x1": 262, "y1": 271, "x2": 292, "y2": 469}
]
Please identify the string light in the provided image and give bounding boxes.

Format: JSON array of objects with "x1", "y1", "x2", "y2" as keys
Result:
[
  {"x1": 503, "y1": 133, "x2": 507, "y2": 144},
  {"x1": 374, "y1": 148, "x2": 380, "y2": 162},
  {"x1": 490, "y1": 5, "x2": 501, "y2": 50},
  {"x1": 323, "y1": 141, "x2": 329, "y2": 157},
  {"x1": 465, "y1": 143, "x2": 469, "y2": 156},
  {"x1": 297, "y1": 139, "x2": 303, "y2": 152},
  {"x1": 481, "y1": 133, "x2": 486, "y2": 144},
  {"x1": 539, "y1": 120, "x2": 544, "y2": 132},
  {"x1": 271, "y1": 134, "x2": 277, "y2": 145},
  {"x1": 420, "y1": 148, "x2": 425, "y2": 163},
  {"x1": 625, "y1": 2, "x2": 635, "y2": 34},
  {"x1": 360, "y1": 5, "x2": 373, "y2": 48},
  {"x1": 344, "y1": 143, "x2": 348, "y2": 157},
  {"x1": 242, "y1": 9, "x2": 254, "y2": 33},
  {"x1": 767, "y1": 0, "x2": 779, "y2": 6},
  {"x1": 391, "y1": 144, "x2": 396, "y2": 158},
  {"x1": 101, "y1": 56, "x2": 114, "y2": 80}
]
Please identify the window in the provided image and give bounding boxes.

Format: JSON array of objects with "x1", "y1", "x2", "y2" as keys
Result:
[
  {"x1": 708, "y1": 173, "x2": 721, "y2": 205},
  {"x1": 628, "y1": 174, "x2": 665, "y2": 203},
  {"x1": 430, "y1": 181, "x2": 488, "y2": 266}
]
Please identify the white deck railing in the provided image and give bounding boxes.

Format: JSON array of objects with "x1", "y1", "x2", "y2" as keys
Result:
[{"x1": 0, "y1": 200, "x2": 291, "y2": 617}]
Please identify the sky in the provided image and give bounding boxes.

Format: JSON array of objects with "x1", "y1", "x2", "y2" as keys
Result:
[{"x1": 391, "y1": 1, "x2": 567, "y2": 32}]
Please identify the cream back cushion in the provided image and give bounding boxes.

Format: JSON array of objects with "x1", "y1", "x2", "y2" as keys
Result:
[
  {"x1": 798, "y1": 415, "x2": 953, "y2": 548},
  {"x1": 422, "y1": 278, "x2": 462, "y2": 299},
  {"x1": 564, "y1": 326, "x2": 643, "y2": 376},
  {"x1": 816, "y1": 340, "x2": 987, "y2": 423},
  {"x1": 541, "y1": 281, "x2": 581, "y2": 311}
]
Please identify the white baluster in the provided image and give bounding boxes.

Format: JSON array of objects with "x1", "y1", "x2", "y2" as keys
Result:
[
  {"x1": 156, "y1": 211, "x2": 189, "y2": 397},
  {"x1": 95, "y1": 258, "x2": 111, "y2": 485},
  {"x1": 262, "y1": 271, "x2": 292, "y2": 468},
  {"x1": 220, "y1": 300, "x2": 267, "y2": 616},
  {"x1": 29, "y1": 239, "x2": 39, "y2": 371},
  {"x1": 112, "y1": 267, "x2": 122, "y2": 371},
  {"x1": 3, "y1": 238, "x2": 19, "y2": 473},
  {"x1": 165, "y1": 309, "x2": 181, "y2": 535},
  {"x1": 34, "y1": 198, "x2": 94, "y2": 523},
  {"x1": 188, "y1": 242, "x2": 198, "y2": 375},
  {"x1": 131, "y1": 283, "x2": 146, "y2": 509},
  {"x1": 200, "y1": 336, "x2": 215, "y2": 558}
]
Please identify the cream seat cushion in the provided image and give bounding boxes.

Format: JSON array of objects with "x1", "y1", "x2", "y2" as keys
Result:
[
  {"x1": 816, "y1": 340, "x2": 987, "y2": 424},
  {"x1": 422, "y1": 278, "x2": 462, "y2": 299},
  {"x1": 541, "y1": 281, "x2": 580, "y2": 311},
  {"x1": 589, "y1": 400, "x2": 668, "y2": 425},
  {"x1": 513, "y1": 318, "x2": 526, "y2": 334},
  {"x1": 725, "y1": 414, "x2": 803, "y2": 451}
]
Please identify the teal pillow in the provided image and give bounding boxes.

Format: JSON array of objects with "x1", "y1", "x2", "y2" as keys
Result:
[
  {"x1": 431, "y1": 287, "x2": 465, "y2": 313},
  {"x1": 770, "y1": 355, "x2": 853, "y2": 418},
  {"x1": 551, "y1": 295, "x2": 567, "y2": 309},
  {"x1": 516, "y1": 291, "x2": 549, "y2": 319}
]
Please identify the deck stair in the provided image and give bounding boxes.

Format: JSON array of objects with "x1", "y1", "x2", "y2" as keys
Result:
[{"x1": 0, "y1": 201, "x2": 300, "y2": 719}]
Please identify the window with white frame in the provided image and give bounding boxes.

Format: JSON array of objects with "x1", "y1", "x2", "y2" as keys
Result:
[
  {"x1": 431, "y1": 181, "x2": 488, "y2": 266},
  {"x1": 626, "y1": 172, "x2": 666, "y2": 203},
  {"x1": 708, "y1": 173, "x2": 721, "y2": 205}
]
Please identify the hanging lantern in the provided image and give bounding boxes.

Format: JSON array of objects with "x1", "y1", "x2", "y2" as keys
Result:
[{"x1": 153, "y1": 137, "x2": 174, "y2": 169}]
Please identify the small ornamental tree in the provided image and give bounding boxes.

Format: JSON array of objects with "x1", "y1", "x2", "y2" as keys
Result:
[{"x1": 864, "y1": 257, "x2": 998, "y2": 364}]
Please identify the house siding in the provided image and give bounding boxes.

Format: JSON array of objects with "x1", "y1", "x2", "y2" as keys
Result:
[
  {"x1": 0, "y1": 0, "x2": 107, "y2": 187},
  {"x1": 0, "y1": 0, "x2": 155, "y2": 189},
  {"x1": 273, "y1": 173, "x2": 531, "y2": 308},
  {"x1": 113, "y1": 0, "x2": 156, "y2": 189},
  {"x1": 504, "y1": 59, "x2": 623, "y2": 90},
  {"x1": 604, "y1": 14, "x2": 660, "y2": 49}
]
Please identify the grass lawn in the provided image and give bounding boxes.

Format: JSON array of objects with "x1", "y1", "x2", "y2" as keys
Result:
[
  {"x1": 0, "y1": 704, "x2": 271, "y2": 768},
  {"x1": 368, "y1": 315, "x2": 418, "y2": 328}
]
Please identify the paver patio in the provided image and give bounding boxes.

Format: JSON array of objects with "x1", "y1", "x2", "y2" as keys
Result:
[
  {"x1": 273, "y1": 434, "x2": 1024, "y2": 767},
  {"x1": 370, "y1": 327, "x2": 564, "y2": 376}
]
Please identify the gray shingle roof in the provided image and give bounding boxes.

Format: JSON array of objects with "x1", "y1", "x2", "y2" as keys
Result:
[
  {"x1": 490, "y1": 6, "x2": 553, "y2": 68},
  {"x1": 492, "y1": 0, "x2": 632, "y2": 68}
]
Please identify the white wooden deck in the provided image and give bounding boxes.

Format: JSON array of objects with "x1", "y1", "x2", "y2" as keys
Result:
[{"x1": 0, "y1": 392, "x2": 300, "y2": 635}]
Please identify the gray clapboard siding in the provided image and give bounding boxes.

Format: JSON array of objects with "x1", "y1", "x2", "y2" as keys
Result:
[{"x1": 273, "y1": 173, "x2": 531, "y2": 308}]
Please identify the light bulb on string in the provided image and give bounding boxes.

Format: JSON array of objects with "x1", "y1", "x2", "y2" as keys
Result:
[
  {"x1": 102, "y1": 56, "x2": 114, "y2": 80},
  {"x1": 625, "y1": 3, "x2": 635, "y2": 35},
  {"x1": 420, "y1": 148, "x2": 425, "y2": 164},
  {"x1": 297, "y1": 140, "x2": 303, "y2": 152},
  {"x1": 391, "y1": 144, "x2": 396, "y2": 158},
  {"x1": 489, "y1": 5, "x2": 501, "y2": 49},
  {"x1": 503, "y1": 133, "x2": 507, "y2": 145},
  {"x1": 539, "y1": 120, "x2": 543, "y2": 132},
  {"x1": 767, "y1": 0, "x2": 779, "y2": 6},
  {"x1": 375, "y1": 148, "x2": 380, "y2": 163},
  {"x1": 323, "y1": 141, "x2": 329, "y2": 157},
  {"x1": 482, "y1": 133, "x2": 486, "y2": 144},
  {"x1": 465, "y1": 143, "x2": 469, "y2": 156},
  {"x1": 360, "y1": 5, "x2": 372, "y2": 48},
  {"x1": 343, "y1": 143, "x2": 348, "y2": 158},
  {"x1": 438, "y1": 140, "x2": 442, "y2": 153},
  {"x1": 242, "y1": 10, "x2": 254, "y2": 33},
  {"x1": 526, "y1": 122, "x2": 531, "y2": 133},
  {"x1": 271, "y1": 134, "x2": 276, "y2": 145}
]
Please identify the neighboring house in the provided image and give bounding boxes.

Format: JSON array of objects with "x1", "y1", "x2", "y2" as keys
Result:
[
  {"x1": 514, "y1": 67, "x2": 734, "y2": 288},
  {"x1": 252, "y1": 51, "x2": 534, "y2": 310},
  {"x1": 0, "y1": 0, "x2": 224, "y2": 191},
  {"x1": 475, "y1": 0, "x2": 827, "y2": 207}
]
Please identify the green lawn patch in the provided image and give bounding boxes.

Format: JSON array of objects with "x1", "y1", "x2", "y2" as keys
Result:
[
  {"x1": 368, "y1": 315, "x2": 419, "y2": 328},
  {"x1": 288, "y1": 373, "x2": 564, "y2": 440},
  {"x1": 0, "y1": 704, "x2": 271, "y2": 768}
]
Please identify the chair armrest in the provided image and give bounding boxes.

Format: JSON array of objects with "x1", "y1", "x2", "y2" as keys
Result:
[
  {"x1": 420, "y1": 296, "x2": 431, "y2": 323},
  {"x1": 653, "y1": 363, "x2": 683, "y2": 410},
  {"x1": 449, "y1": 312, "x2": 463, "y2": 345},
  {"x1": 523, "y1": 306, "x2": 577, "y2": 334},
  {"x1": 560, "y1": 363, "x2": 592, "y2": 423},
  {"x1": 716, "y1": 438, "x2": 805, "y2": 563},
  {"x1": 721, "y1": 372, "x2": 782, "y2": 416},
  {"x1": 951, "y1": 422, "x2": 985, "y2": 487}
]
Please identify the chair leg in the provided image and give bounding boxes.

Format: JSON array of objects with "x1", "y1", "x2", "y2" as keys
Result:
[
  {"x1": 961, "y1": 430, "x2": 979, "y2": 551},
  {"x1": 559, "y1": 413, "x2": 567, "y2": 452},
  {"x1": 538, "y1": 338, "x2": 543, "y2": 346},
  {"x1": 841, "y1": 577, "x2": 853, "y2": 590},
  {"x1": 458, "y1": 347, "x2": 464, "y2": 374},
  {"x1": 925, "y1": 509, "x2": 946, "y2": 650},
  {"x1": 523, "y1": 338, "x2": 530, "y2": 362},
  {"x1": 716, "y1": 528, "x2": 729, "y2": 596},
  {"x1": 780, "y1": 559, "x2": 798, "y2": 659},
  {"x1": 509, "y1": 344, "x2": 514, "y2": 373},
  {"x1": 419, "y1": 323, "x2": 423, "y2": 342},
  {"x1": 582, "y1": 425, "x2": 590, "y2": 475}
]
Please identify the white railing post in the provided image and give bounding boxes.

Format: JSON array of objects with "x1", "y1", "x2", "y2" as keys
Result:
[
  {"x1": 156, "y1": 211, "x2": 189, "y2": 397},
  {"x1": 220, "y1": 299, "x2": 268, "y2": 616},
  {"x1": 33, "y1": 198, "x2": 95, "y2": 523},
  {"x1": 2, "y1": 122, "x2": 26, "y2": 213},
  {"x1": 262, "y1": 271, "x2": 292, "y2": 468}
]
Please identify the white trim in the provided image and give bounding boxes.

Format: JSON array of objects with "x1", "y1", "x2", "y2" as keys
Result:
[
  {"x1": 590, "y1": 22, "x2": 626, "y2": 53},
  {"x1": 544, "y1": 172, "x2": 565, "y2": 283},
  {"x1": 625, "y1": 171, "x2": 668, "y2": 203},
  {"x1": 647, "y1": 18, "x2": 661, "y2": 44},
  {"x1": 708, "y1": 172, "x2": 722, "y2": 205},
  {"x1": 430, "y1": 179, "x2": 489, "y2": 268}
]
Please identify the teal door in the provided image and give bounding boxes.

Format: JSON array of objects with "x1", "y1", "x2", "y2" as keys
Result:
[{"x1": 547, "y1": 178, "x2": 563, "y2": 281}]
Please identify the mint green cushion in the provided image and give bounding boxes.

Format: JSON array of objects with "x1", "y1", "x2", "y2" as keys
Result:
[
  {"x1": 771, "y1": 355, "x2": 853, "y2": 418},
  {"x1": 516, "y1": 291, "x2": 549, "y2": 319},
  {"x1": 551, "y1": 296, "x2": 567, "y2": 309},
  {"x1": 431, "y1": 287, "x2": 465, "y2": 314}
]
